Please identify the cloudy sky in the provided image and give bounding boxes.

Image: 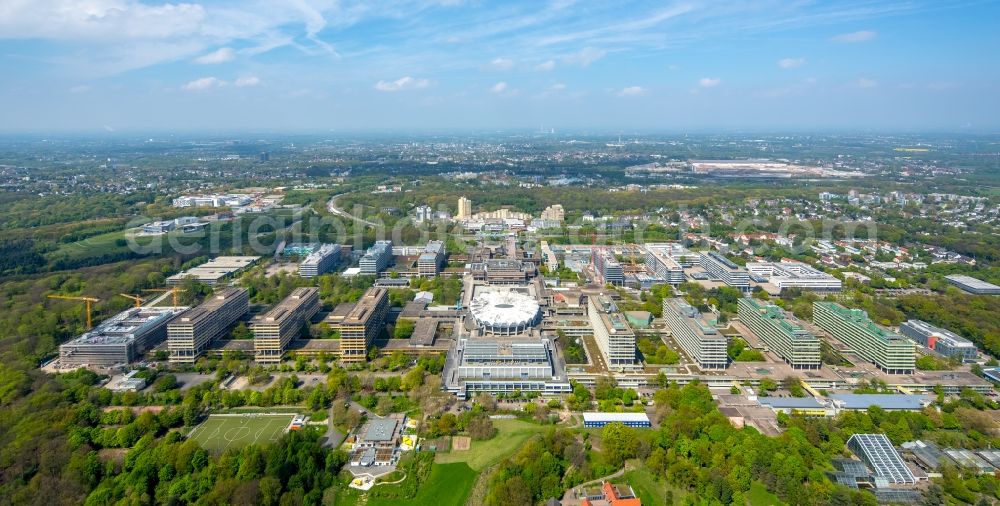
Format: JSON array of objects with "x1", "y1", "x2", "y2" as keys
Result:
[{"x1": 0, "y1": 0, "x2": 997, "y2": 132}]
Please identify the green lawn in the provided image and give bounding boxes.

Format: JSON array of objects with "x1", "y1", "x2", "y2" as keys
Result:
[
  {"x1": 366, "y1": 462, "x2": 476, "y2": 506},
  {"x1": 187, "y1": 413, "x2": 294, "y2": 453},
  {"x1": 434, "y1": 419, "x2": 549, "y2": 471},
  {"x1": 746, "y1": 481, "x2": 787, "y2": 506},
  {"x1": 622, "y1": 467, "x2": 686, "y2": 506}
]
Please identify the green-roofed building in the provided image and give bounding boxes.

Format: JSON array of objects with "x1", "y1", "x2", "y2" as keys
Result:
[
  {"x1": 738, "y1": 297, "x2": 821, "y2": 369},
  {"x1": 812, "y1": 301, "x2": 915, "y2": 374}
]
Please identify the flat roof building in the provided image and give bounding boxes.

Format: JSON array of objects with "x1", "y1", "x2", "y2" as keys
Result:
[
  {"x1": 593, "y1": 249, "x2": 624, "y2": 286},
  {"x1": 443, "y1": 338, "x2": 571, "y2": 398},
  {"x1": 167, "y1": 256, "x2": 260, "y2": 286},
  {"x1": 700, "y1": 252, "x2": 750, "y2": 290},
  {"x1": 829, "y1": 394, "x2": 930, "y2": 411},
  {"x1": 945, "y1": 274, "x2": 1000, "y2": 295},
  {"x1": 899, "y1": 320, "x2": 977, "y2": 362},
  {"x1": 745, "y1": 261, "x2": 842, "y2": 292},
  {"x1": 644, "y1": 243, "x2": 691, "y2": 285},
  {"x1": 581, "y1": 412, "x2": 651, "y2": 428},
  {"x1": 334, "y1": 287, "x2": 389, "y2": 363},
  {"x1": 588, "y1": 294, "x2": 637, "y2": 367},
  {"x1": 417, "y1": 240, "x2": 446, "y2": 277},
  {"x1": 846, "y1": 434, "x2": 917, "y2": 485},
  {"x1": 662, "y1": 298, "x2": 727, "y2": 370},
  {"x1": 738, "y1": 297, "x2": 820, "y2": 369},
  {"x1": 59, "y1": 307, "x2": 185, "y2": 367},
  {"x1": 168, "y1": 288, "x2": 249, "y2": 363},
  {"x1": 299, "y1": 243, "x2": 341, "y2": 278},
  {"x1": 253, "y1": 287, "x2": 321, "y2": 364},
  {"x1": 813, "y1": 301, "x2": 915, "y2": 374},
  {"x1": 359, "y1": 240, "x2": 393, "y2": 275},
  {"x1": 470, "y1": 259, "x2": 535, "y2": 284}
]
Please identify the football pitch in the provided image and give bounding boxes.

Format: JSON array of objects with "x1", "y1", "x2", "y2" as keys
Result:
[{"x1": 188, "y1": 413, "x2": 295, "y2": 452}]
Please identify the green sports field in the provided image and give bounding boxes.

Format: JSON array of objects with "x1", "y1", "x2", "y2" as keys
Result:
[{"x1": 188, "y1": 413, "x2": 294, "y2": 452}]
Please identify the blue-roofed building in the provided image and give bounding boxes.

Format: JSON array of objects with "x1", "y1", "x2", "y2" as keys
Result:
[
  {"x1": 582, "y1": 412, "x2": 651, "y2": 428},
  {"x1": 757, "y1": 396, "x2": 833, "y2": 416},
  {"x1": 981, "y1": 367, "x2": 1000, "y2": 384},
  {"x1": 829, "y1": 394, "x2": 930, "y2": 412}
]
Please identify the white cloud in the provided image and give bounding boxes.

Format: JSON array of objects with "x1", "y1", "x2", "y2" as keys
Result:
[
  {"x1": 698, "y1": 77, "x2": 721, "y2": 88},
  {"x1": 549, "y1": 83, "x2": 566, "y2": 91},
  {"x1": 235, "y1": 76, "x2": 261, "y2": 87},
  {"x1": 533, "y1": 60, "x2": 555, "y2": 71},
  {"x1": 374, "y1": 76, "x2": 430, "y2": 92},
  {"x1": 489, "y1": 57, "x2": 514, "y2": 70},
  {"x1": 777, "y1": 57, "x2": 805, "y2": 69},
  {"x1": 69, "y1": 85, "x2": 92, "y2": 94},
  {"x1": 832, "y1": 30, "x2": 877, "y2": 43},
  {"x1": 563, "y1": 47, "x2": 605, "y2": 67},
  {"x1": 490, "y1": 81, "x2": 508, "y2": 93},
  {"x1": 182, "y1": 76, "x2": 225, "y2": 91},
  {"x1": 617, "y1": 86, "x2": 644, "y2": 97},
  {"x1": 194, "y1": 47, "x2": 235, "y2": 64},
  {"x1": 855, "y1": 78, "x2": 878, "y2": 88}
]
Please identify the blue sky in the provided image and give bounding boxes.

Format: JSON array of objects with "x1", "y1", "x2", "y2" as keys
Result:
[{"x1": 0, "y1": 0, "x2": 998, "y2": 132}]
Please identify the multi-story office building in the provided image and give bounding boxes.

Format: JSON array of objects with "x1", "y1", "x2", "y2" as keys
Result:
[
  {"x1": 587, "y1": 294, "x2": 637, "y2": 367},
  {"x1": 417, "y1": 241, "x2": 446, "y2": 277},
  {"x1": 699, "y1": 252, "x2": 750, "y2": 291},
  {"x1": 644, "y1": 243, "x2": 691, "y2": 285},
  {"x1": 469, "y1": 259, "x2": 535, "y2": 284},
  {"x1": 662, "y1": 298, "x2": 728, "y2": 369},
  {"x1": 298, "y1": 244, "x2": 341, "y2": 278},
  {"x1": 593, "y1": 249, "x2": 624, "y2": 286},
  {"x1": 253, "y1": 288, "x2": 321, "y2": 364},
  {"x1": 359, "y1": 240, "x2": 393, "y2": 275},
  {"x1": 168, "y1": 288, "x2": 249, "y2": 363},
  {"x1": 899, "y1": 320, "x2": 977, "y2": 362},
  {"x1": 58, "y1": 307, "x2": 184, "y2": 367},
  {"x1": 443, "y1": 338, "x2": 570, "y2": 398},
  {"x1": 737, "y1": 297, "x2": 820, "y2": 369},
  {"x1": 335, "y1": 287, "x2": 389, "y2": 363},
  {"x1": 457, "y1": 196, "x2": 472, "y2": 219},
  {"x1": 745, "y1": 261, "x2": 842, "y2": 292},
  {"x1": 813, "y1": 302, "x2": 915, "y2": 374}
]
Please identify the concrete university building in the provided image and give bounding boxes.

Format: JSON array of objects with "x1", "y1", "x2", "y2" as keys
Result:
[
  {"x1": 417, "y1": 240, "x2": 446, "y2": 277},
  {"x1": 592, "y1": 249, "x2": 624, "y2": 286},
  {"x1": 662, "y1": 298, "x2": 728, "y2": 369},
  {"x1": 359, "y1": 240, "x2": 393, "y2": 275},
  {"x1": 298, "y1": 244, "x2": 341, "y2": 278},
  {"x1": 443, "y1": 338, "x2": 570, "y2": 398},
  {"x1": 944, "y1": 274, "x2": 1000, "y2": 295},
  {"x1": 587, "y1": 293, "x2": 637, "y2": 367},
  {"x1": 58, "y1": 307, "x2": 185, "y2": 367},
  {"x1": 738, "y1": 297, "x2": 821, "y2": 369},
  {"x1": 745, "y1": 261, "x2": 842, "y2": 292},
  {"x1": 813, "y1": 301, "x2": 915, "y2": 374},
  {"x1": 168, "y1": 288, "x2": 249, "y2": 363},
  {"x1": 700, "y1": 252, "x2": 750, "y2": 291},
  {"x1": 333, "y1": 287, "x2": 389, "y2": 363},
  {"x1": 899, "y1": 320, "x2": 977, "y2": 362},
  {"x1": 253, "y1": 287, "x2": 321, "y2": 364},
  {"x1": 644, "y1": 243, "x2": 693, "y2": 285}
]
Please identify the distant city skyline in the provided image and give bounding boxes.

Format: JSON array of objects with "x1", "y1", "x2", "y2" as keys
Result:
[{"x1": 0, "y1": 0, "x2": 998, "y2": 132}]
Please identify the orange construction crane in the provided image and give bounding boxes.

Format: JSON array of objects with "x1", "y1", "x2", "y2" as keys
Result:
[
  {"x1": 142, "y1": 288, "x2": 187, "y2": 307},
  {"x1": 118, "y1": 293, "x2": 145, "y2": 308},
  {"x1": 47, "y1": 294, "x2": 101, "y2": 329}
]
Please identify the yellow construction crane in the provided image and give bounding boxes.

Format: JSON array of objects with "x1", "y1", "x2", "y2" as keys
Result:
[
  {"x1": 118, "y1": 293, "x2": 145, "y2": 308},
  {"x1": 47, "y1": 294, "x2": 101, "y2": 329},
  {"x1": 142, "y1": 287, "x2": 187, "y2": 307}
]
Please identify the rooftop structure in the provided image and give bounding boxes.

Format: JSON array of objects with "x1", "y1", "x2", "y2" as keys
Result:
[
  {"x1": 417, "y1": 240, "x2": 446, "y2": 277},
  {"x1": 700, "y1": 252, "x2": 750, "y2": 290},
  {"x1": 443, "y1": 338, "x2": 570, "y2": 398},
  {"x1": 334, "y1": 287, "x2": 389, "y2": 363},
  {"x1": 167, "y1": 256, "x2": 260, "y2": 286},
  {"x1": 298, "y1": 243, "x2": 341, "y2": 278},
  {"x1": 899, "y1": 320, "x2": 977, "y2": 362},
  {"x1": 829, "y1": 394, "x2": 931, "y2": 411},
  {"x1": 581, "y1": 412, "x2": 651, "y2": 428},
  {"x1": 588, "y1": 294, "x2": 637, "y2": 367},
  {"x1": 738, "y1": 297, "x2": 820, "y2": 369},
  {"x1": 59, "y1": 307, "x2": 185, "y2": 367},
  {"x1": 846, "y1": 434, "x2": 917, "y2": 485},
  {"x1": 662, "y1": 298, "x2": 727, "y2": 369},
  {"x1": 470, "y1": 259, "x2": 535, "y2": 284},
  {"x1": 359, "y1": 240, "x2": 393, "y2": 275},
  {"x1": 593, "y1": 249, "x2": 624, "y2": 286},
  {"x1": 813, "y1": 301, "x2": 915, "y2": 374},
  {"x1": 745, "y1": 261, "x2": 842, "y2": 292},
  {"x1": 469, "y1": 289, "x2": 540, "y2": 336},
  {"x1": 253, "y1": 287, "x2": 321, "y2": 363},
  {"x1": 945, "y1": 274, "x2": 1000, "y2": 295},
  {"x1": 168, "y1": 288, "x2": 249, "y2": 363}
]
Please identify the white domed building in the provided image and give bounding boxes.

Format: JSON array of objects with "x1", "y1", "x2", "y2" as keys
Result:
[{"x1": 469, "y1": 290, "x2": 540, "y2": 336}]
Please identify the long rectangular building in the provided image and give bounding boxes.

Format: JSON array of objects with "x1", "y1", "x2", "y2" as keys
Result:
[
  {"x1": 167, "y1": 256, "x2": 260, "y2": 286},
  {"x1": 644, "y1": 243, "x2": 689, "y2": 285},
  {"x1": 443, "y1": 338, "x2": 570, "y2": 398},
  {"x1": 899, "y1": 320, "x2": 977, "y2": 362},
  {"x1": 813, "y1": 301, "x2": 915, "y2": 374},
  {"x1": 417, "y1": 240, "x2": 446, "y2": 277},
  {"x1": 662, "y1": 298, "x2": 727, "y2": 369},
  {"x1": 168, "y1": 288, "x2": 249, "y2": 363},
  {"x1": 700, "y1": 252, "x2": 750, "y2": 290},
  {"x1": 738, "y1": 297, "x2": 820, "y2": 369},
  {"x1": 335, "y1": 287, "x2": 389, "y2": 362},
  {"x1": 587, "y1": 294, "x2": 637, "y2": 367},
  {"x1": 593, "y1": 249, "x2": 624, "y2": 286},
  {"x1": 945, "y1": 274, "x2": 1000, "y2": 295},
  {"x1": 299, "y1": 244, "x2": 341, "y2": 278},
  {"x1": 359, "y1": 241, "x2": 393, "y2": 275},
  {"x1": 745, "y1": 261, "x2": 842, "y2": 292},
  {"x1": 59, "y1": 307, "x2": 184, "y2": 367},
  {"x1": 253, "y1": 287, "x2": 321, "y2": 364}
]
